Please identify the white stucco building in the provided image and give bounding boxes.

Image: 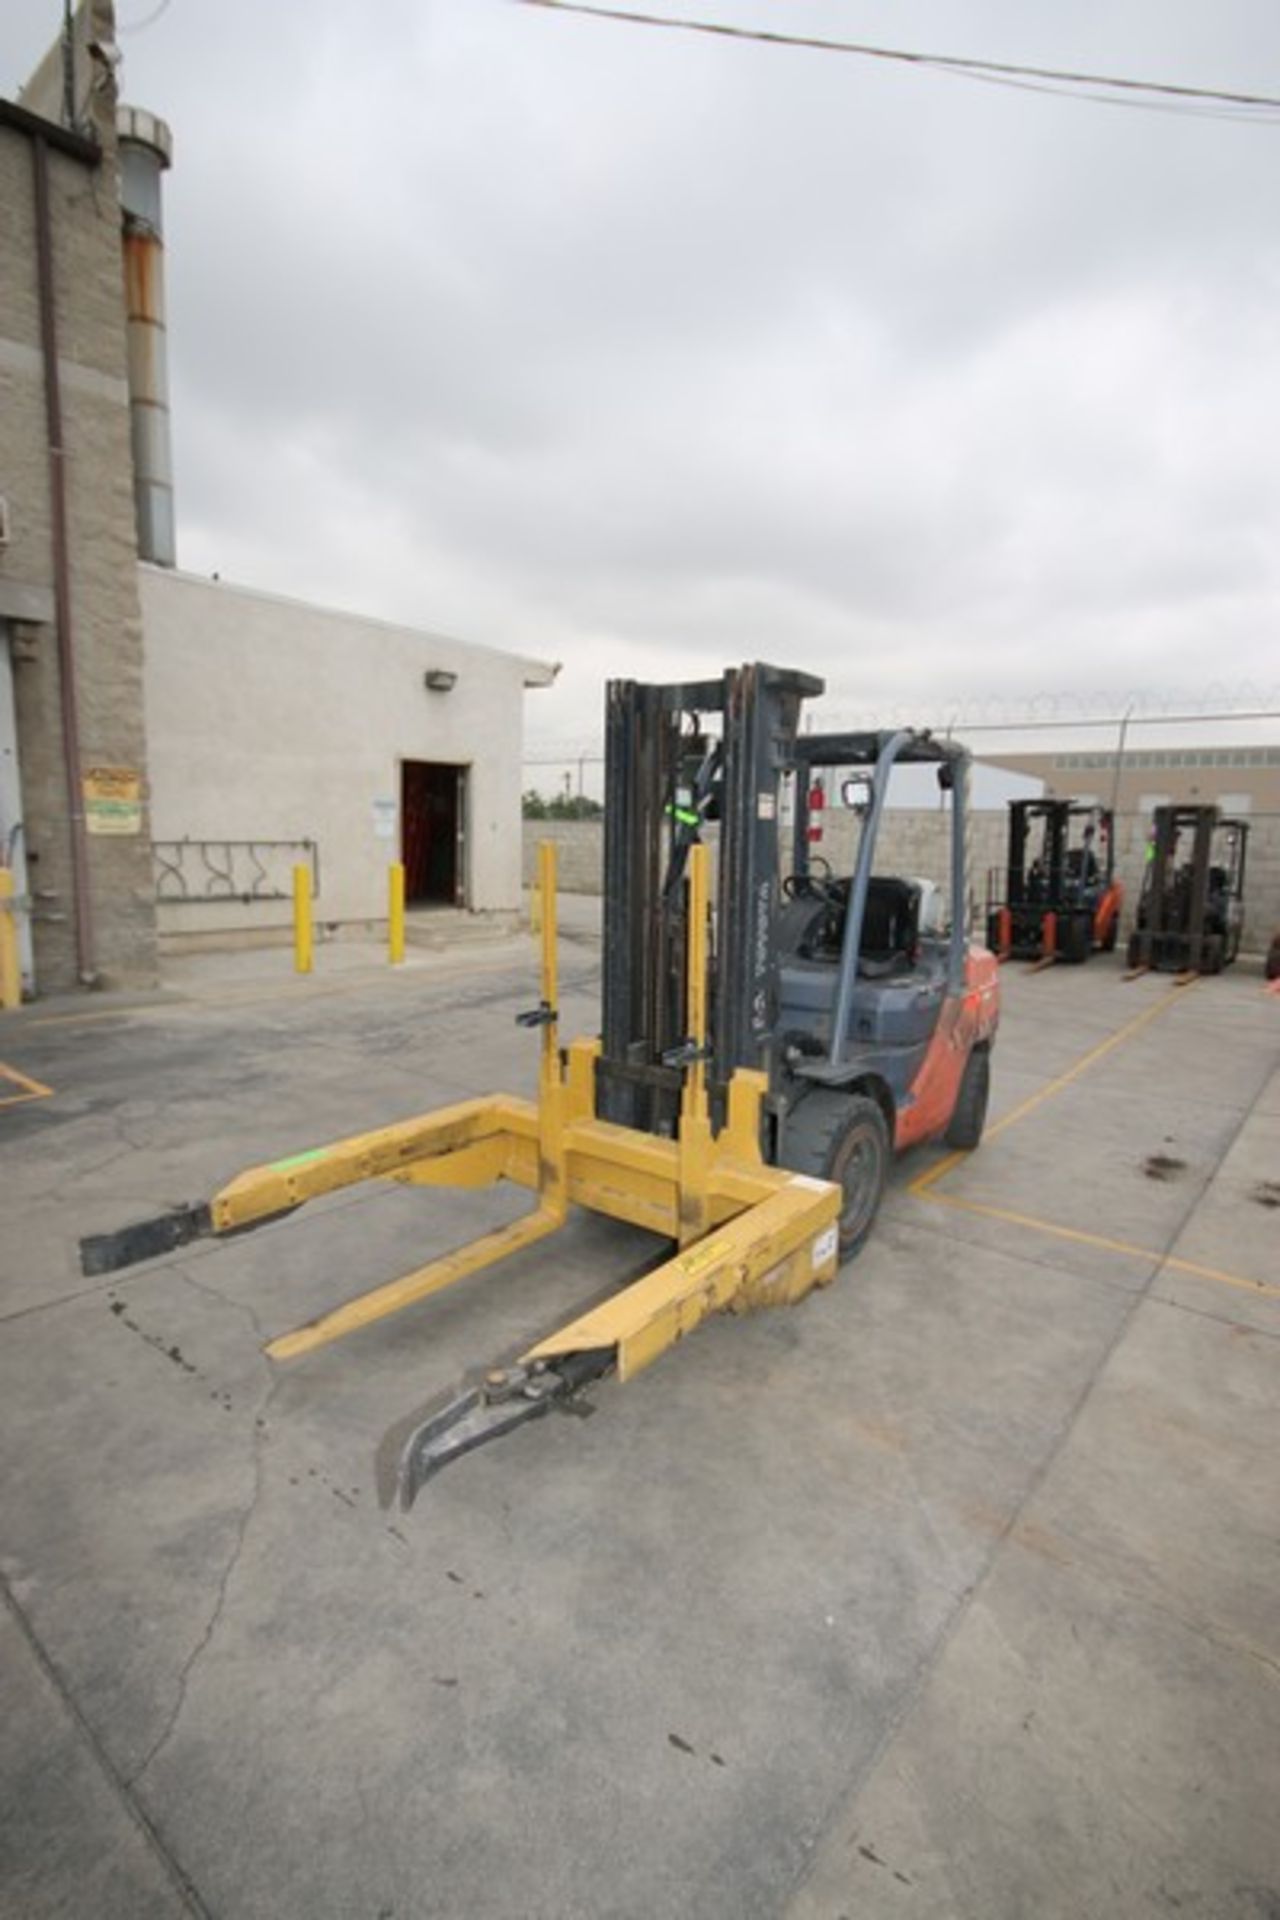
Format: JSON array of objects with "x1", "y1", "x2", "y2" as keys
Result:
[{"x1": 142, "y1": 567, "x2": 555, "y2": 949}]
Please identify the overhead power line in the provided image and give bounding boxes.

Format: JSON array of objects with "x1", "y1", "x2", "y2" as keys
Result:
[
  {"x1": 516, "y1": 0, "x2": 1280, "y2": 124},
  {"x1": 117, "y1": 0, "x2": 174, "y2": 32}
]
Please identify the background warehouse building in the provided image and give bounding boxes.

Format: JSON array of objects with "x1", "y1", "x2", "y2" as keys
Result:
[
  {"x1": 142, "y1": 568, "x2": 553, "y2": 953},
  {"x1": 983, "y1": 743, "x2": 1280, "y2": 819},
  {"x1": 1, "y1": 0, "x2": 551, "y2": 997}
]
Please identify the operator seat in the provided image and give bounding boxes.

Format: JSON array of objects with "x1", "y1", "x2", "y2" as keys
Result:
[{"x1": 859, "y1": 877, "x2": 921, "y2": 977}]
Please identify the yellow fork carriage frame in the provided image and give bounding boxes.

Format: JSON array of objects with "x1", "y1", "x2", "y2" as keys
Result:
[{"x1": 82, "y1": 845, "x2": 840, "y2": 1502}]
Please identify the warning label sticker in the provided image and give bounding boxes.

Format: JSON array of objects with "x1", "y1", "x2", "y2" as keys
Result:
[{"x1": 811, "y1": 1225, "x2": 838, "y2": 1269}]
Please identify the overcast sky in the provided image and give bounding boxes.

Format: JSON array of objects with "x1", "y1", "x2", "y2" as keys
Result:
[{"x1": 4, "y1": 0, "x2": 1279, "y2": 752}]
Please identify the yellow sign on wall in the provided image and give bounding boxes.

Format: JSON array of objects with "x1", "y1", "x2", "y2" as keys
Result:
[{"x1": 84, "y1": 766, "x2": 143, "y2": 836}]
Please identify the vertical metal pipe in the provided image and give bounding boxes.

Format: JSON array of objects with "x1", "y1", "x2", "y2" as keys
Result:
[
  {"x1": 293, "y1": 865, "x2": 312, "y2": 974},
  {"x1": 829, "y1": 729, "x2": 913, "y2": 1066},
  {"x1": 0, "y1": 632, "x2": 35, "y2": 992},
  {"x1": 0, "y1": 870, "x2": 20, "y2": 1011},
  {"x1": 1108, "y1": 702, "x2": 1133, "y2": 820},
  {"x1": 32, "y1": 133, "x2": 97, "y2": 984},
  {"x1": 538, "y1": 840, "x2": 560, "y2": 1097},
  {"x1": 388, "y1": 861, "x2": 405, "y2": 965},
  {"x1": 117, "y1": 108, "x2": 175, "y2": 566},
  {"x1": 684, "y1": 842, "x2": 709, "y2": 1126},
  {"x1": 61, "y1": 0, "x2": 76, "y2": 131}
]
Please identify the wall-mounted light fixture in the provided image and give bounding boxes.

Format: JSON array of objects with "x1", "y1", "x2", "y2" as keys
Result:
[{"x1": 424, "y1": 668, "x2": 457, "y2": 693}]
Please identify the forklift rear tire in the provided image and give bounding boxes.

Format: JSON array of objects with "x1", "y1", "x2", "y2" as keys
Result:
[
  {"x1": 1063, "y1": 916, "x2": 1091, "y2": 965},
  {"x1": 944, "y1": 1044, "x2": 990, "y2": 1151},
  {"x1": 783, "y1": 1091, "x2": 890, "y2": 1261}
]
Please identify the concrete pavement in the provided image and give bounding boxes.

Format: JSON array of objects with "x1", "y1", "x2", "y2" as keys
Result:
[{"x1": 1, "y1": 942, "x2": 1277, "y2": 1918}]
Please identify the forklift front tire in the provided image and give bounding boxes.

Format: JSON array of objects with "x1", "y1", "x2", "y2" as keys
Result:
[
  {"x1": 1201, "y1": 933, "x2": 1225, "y2": 975},
  {"x1": 784, "y1": 1091, "x2": 890, "y2": 1261},
  {"x1": 1063, "y1": 916, "x2": 1091, "y2": 965},
  {"x1": 944, "y1": 1044, "x2": 991, "y2": 1152}
]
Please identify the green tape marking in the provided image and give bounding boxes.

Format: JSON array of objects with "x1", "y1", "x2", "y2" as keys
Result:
[{"x1": 270, "y1": 1147, "x2": 329, "y2": 1173}]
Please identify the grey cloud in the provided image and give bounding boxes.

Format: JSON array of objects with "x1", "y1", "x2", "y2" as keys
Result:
[{"x1": 3, "y1": 0, "x2": 1278, "y2": 744}]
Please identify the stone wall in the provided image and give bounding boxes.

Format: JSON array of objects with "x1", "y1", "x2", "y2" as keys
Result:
[
  {"x1": 523, "y1": 810, "x2": 1280, "y2": 953},
  {"x1": 0, "y1": 0, "x2": 158, "y2": 991}
]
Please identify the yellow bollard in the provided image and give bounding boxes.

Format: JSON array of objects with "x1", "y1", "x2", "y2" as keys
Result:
[
  {"x1": 0, "y1": 870, "x2": 20, "y2": 1011},
  {"x1": 292, "y1": 864, "x2": 313, "y2": 975},
  {"x1": 389, "y1": 861, "x2": 406, "y2": 965}
]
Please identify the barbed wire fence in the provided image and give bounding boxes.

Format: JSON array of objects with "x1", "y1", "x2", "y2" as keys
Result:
[{"x1": 525, "y1": 686, "x2": 1280, "y2": 799}]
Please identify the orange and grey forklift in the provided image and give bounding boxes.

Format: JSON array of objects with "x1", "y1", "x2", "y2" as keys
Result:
[
  {"x1": 82, "y1": 664, "x2": 998, "y2": 1498},
  {"x1": 1127, "y1": 804, "x2": 1248, "y2": 975},
  {"x1": 986, "y1": 799, "x2": 1122, "y2": 965}
]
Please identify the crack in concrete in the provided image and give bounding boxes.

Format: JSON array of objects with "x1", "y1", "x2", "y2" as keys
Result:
[
  {"x1": 126, "y1": 1285, "x2": 281, "y2": 1792},
  {"x1": 176, "y1": 1261, "x2": 268, "y2": 1344},
  {"x1": 9, "y1": 1121, "x2": 140, "y2": 1203}
]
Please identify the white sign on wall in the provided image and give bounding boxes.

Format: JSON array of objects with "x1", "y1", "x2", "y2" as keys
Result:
[{"x1": 371, "y1": 797, "x2": 398, "y2": 840}]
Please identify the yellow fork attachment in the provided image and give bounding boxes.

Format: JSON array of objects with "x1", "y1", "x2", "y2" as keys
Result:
[{"x1": 80, "y1": 844, "x2": 840, "y2": 1494}]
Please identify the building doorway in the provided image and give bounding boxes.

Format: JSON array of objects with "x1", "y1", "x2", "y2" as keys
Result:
[{"x1": 401, "y1": 761, "x2": 466, "y2": 907}]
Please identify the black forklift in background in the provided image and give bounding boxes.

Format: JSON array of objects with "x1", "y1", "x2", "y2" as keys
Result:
[
  {"x1": 1127, "y1": 804, "x2": 1248, "y2": 975},
  {"x1": 986, "y1": 799, "x2": 1122, "y2": 965}
]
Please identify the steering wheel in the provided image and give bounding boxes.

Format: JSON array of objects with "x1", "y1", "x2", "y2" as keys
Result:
[{"x1": 782, "y1": 856, "x2": 834, "y2": 900}]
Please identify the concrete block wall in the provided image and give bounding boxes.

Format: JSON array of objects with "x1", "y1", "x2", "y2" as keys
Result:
[
  {"x1": 143, "y1": 568, "x2": 538, "y2": 942},
  {"x1": 523, "y1": 811, "x2": 1280, "y2": 953},
  {"x1": 521, "y1": 820, "x2": 604, "y2": 895},
  {"x1": 0, "y1": 2, "x2": 159, "y2": 992}
]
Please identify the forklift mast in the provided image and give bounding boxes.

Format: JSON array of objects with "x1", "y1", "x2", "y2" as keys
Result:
[
  {"x1": 1130, "y1": 804, "x2": 1249, "y2": 974},
  {"x1": 599, "y1": 663, "x2": 822, "y2": 1131},
  {"x1": 1004, "y1": 799, "x2": 1114, "y2": 906},
  {"x1": 988, "y1": 798, "x2": 1119, "y2": 965}
]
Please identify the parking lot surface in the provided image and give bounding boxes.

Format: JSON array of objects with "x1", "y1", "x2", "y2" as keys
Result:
[{"x1": 1, "y1": 933, "x2": 1277, "y2": 1919}]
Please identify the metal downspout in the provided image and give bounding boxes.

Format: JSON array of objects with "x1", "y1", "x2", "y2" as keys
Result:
[
  {"x1": 32, "y1": 133, "x2": 96, "y2": 983},
  {"x1": 829, "y1": 728, "x2": 915, "y2": 1066}
]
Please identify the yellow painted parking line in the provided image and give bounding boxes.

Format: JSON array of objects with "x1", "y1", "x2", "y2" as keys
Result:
[
  {"x1": 0, "y1": 1059, "x2": 54, "y2": 1108},
  {"x1": 909, "y1": 984, "x2": 1191, "y2": 1196},
  {"x1": 21, "y1": 986, "x2": 362, "y2": 1028},
  {"x1": 907, "y1": 979, "x2": 1277, "y2": 1306},
  {"x1": 922, "y1": 1189, "x2": 1280, "y2": 1303},
  {"x1": 18, "y1": 1006, "x2": 140, "y2": 1029},
  {"x1": 21, "y1": 948, "x2": 545, "y2": 1030}
]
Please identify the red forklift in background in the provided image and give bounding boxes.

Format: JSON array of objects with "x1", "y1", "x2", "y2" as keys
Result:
[{"x1": 987, "y1": 799, "x2": 1123, "y2": 966}]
